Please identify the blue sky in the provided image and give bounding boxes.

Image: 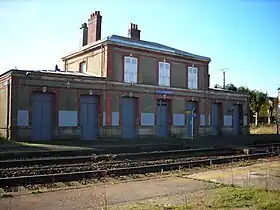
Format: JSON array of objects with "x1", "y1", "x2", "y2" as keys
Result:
[{"x1": 0, "y1": 0, "x2": 279, "y2": 96}]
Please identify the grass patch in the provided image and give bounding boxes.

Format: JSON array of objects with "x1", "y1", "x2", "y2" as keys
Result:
[
  {"x1": 0, "y1": 136, "x2": 7, "y2": 144},
  {"x1": 31, "y1": 190, "x2": 43, "y2": 194},
  {"x1": 250, "y1": 124, "x2": 278, "y2": 134},
  {"x1": 110, "y1": 203, "x2": 194, "y2": 210},
  {"x1": 211, "y1": 186, "x2": 280, "y2": 210}
]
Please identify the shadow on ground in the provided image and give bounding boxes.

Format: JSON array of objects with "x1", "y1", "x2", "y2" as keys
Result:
[{"x1": 0, "y1": 134, "x2": 279, "y2": 156}]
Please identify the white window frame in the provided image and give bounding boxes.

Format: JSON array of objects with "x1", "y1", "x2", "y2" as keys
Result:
[
  {"x1": 188, "y1": 67, "x2": 198, "y2": 89},
  {"x1": 158, "y1": 62, "x2": 170, "y2": 86},
  {"x1": 79, "y1": 61, "x2": 86, "y2": 73},
  {"x1": 124, "y1": 56, "x2": 138, "y2": 83}
]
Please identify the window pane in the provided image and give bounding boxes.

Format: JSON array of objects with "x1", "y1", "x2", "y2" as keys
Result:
[
  {"x1": 165, "y1": 63, "x2": 170, "y2": 70},
  {"x1": 159, "y1": 62, "x2": 164, "y2": 70},
  {"x1": 188, "y1": 67, "x2": 192, "y2": 74},
  {"x1": 166, "y1": 77, "x2": 170, "y2": 86},
  {"x1": 194, "y1": 80, "x2": 197, "y2": 89},
  {"x1": 159, "y1": 68, "x2": 164, "y2": 77},
  {"x1": 80, "y1": 62, "x2": 86, "y2": 73},
  {"x1": 131, "y1": 58, "x2": 137, "y2": 65},
  {"x1": 166, "y1": 69, "x2": 170, "y2": 77},
  {"x1": 133, "y1": 71, "x2": 137, "y2": 83},
  {"x1": 125, "y1": 57, "x2": 130, "y2": 63},
  {"x1": 159, "y1": 76, "x2": 163, "y2": 85},
  {"x1": 124, "y1": 72, "x2": 129, "y2": 82}
]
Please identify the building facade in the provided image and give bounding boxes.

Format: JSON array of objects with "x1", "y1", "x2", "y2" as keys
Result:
[{"x1": 0, "y1": 11, "x2": 249, "y2": 141}]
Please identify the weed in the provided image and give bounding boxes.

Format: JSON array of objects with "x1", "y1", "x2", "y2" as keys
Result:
[
  {"x1": 1, "y1": 193, "x2": 13, "y2": 198},
  {"x1": 250, "y1": 124, "x2": 278, "y2": 134},
  {"x1": 211, "y1": 186, "x2": 280, "y2": 210},
  {"x1": 31, "y1": 190, "x2": 43, "y2": 194}
]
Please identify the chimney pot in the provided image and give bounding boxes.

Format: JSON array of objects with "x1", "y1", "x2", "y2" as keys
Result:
[
  {"x1": 80, "y1": 22, "x2": 88, "y2": 46},
  {"x1": 88, "y1": 11, "x2": 102, "y2": 43},
  {"x1": 55, "y1": 64, "x2": 60, "y2": 71},
  {"x1": 128, "y1": 23, "x2": 141, "y2": 40}
]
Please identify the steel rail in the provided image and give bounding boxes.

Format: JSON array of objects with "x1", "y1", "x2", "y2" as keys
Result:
[
  {"x1": 0, "y1": 148, "x2": 237, "y2": 168},
  {"x1": 0, "y1": 152, "x2": 278, "y2": 188},
  {"x1": 0, "y1": 155, "x2": 230, "y2": 175}
]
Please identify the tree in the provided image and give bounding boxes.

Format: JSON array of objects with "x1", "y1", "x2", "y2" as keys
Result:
[
  {"x1": 250, "y1": 90, "x2": 268, "y2": 126},
  {"x1": 226, "y1": 83, "x2": 237, "y2": 91},
  {"x1": 237, "y1": 86, "x2": 250, "y2": 93},
  {"x1": 238, "y1": 86, "x2": 268, "y2": 126},
  {"x1": 267, "y1": 97, "x2": 277, "y2": 125}
]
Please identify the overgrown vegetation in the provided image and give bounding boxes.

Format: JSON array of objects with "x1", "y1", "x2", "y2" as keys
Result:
[
  {"x1": 111, "y1": 187, "x2": 280, "y2": 210},
  {"x1": 215, "y1": 83, "x2": 278, "y2": 127},
  {"x1": 211, "y1": 186, "x2": 280, "y2": 210},
  {"x1": 250, "y1": 124, "x2": 278, "y2": 134},
  {"x1": 0, "y1": 135, "x2": 6, "y2": 144}
]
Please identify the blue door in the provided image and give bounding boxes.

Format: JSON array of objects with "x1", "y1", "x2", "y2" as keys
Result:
[
  {"x1": 121, "y1": 97, "x2": 136, "y2": 139},
  {"x1": 212, "y1": 103, "x2": 220, "y2": 135},
  {"x1": 233, "y1": 104, "x2": 240, "y2": 134},
  {"x1": 186, "y1": 102, "x2": 196, "y2": 137},
  {"x1": 156, "y1": 100, "x2": 169, "y2": 137},
  {"x1": 32, "y1": 93, "x2": 53, "y2": 141},
  {"x1": 80, "y1": 95, "x2": 99, "y2": 140}
]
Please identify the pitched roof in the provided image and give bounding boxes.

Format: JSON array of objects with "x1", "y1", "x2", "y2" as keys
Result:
[{"x1": 62, "y1": 35, "x2": 211, "y2": 62}]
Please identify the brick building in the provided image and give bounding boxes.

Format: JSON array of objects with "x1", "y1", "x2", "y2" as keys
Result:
[{"x1": 0, "y1": 11, "x2": 249, "y2": 141}]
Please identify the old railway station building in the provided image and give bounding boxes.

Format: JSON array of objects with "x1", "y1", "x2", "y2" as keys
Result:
[{"x1": 0, "y1": 11, "x2": 249, "y2": 141}]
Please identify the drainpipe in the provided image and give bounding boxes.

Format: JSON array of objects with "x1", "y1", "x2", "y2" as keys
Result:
[
  {"x1": 100, "y1": 44, "x2": 104, "y2": 77},
  {"x1": 191, "y1": 108, "x2": 196, "y2": 140},
  {"x1": 6, "y1": 78, "x2": 10, "y2": 140}
]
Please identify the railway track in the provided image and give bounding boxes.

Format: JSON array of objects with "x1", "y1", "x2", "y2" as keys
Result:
[
  {"x1": 0, "y1": 147, "x2": 238, "y2": 168},
  {"x1": 1, "y1": 142, "x2": 279, "y2": 161},
  {"x1": 0, "y1": 151, "x2": 279, "y2": 188},
  {"x1": 2, "y1": 142, "x2": 279, "y2": 168},
  {"x1": 0, "y1": 155, "x2": 235, "y2": 178}
]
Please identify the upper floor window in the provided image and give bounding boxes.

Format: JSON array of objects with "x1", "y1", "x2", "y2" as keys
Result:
[
  {"x1": 79, "y1": 61, "x2": 86, "y2": 73},
  {"x1": 124, "y1": 56, "x2": 138, "y2": 83},
  {"x1": 158, "y1": 62, "x2": 170, "y2": 86},
  {"x1": 188, "y1": 67, "x2": 198, "y2": 89}
]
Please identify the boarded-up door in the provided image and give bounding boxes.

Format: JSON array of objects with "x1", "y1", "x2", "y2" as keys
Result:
[
  {"x1": 80, "y1": 95, "x2": 99, "y2": 140},
  {"x1": 32, "y1": 93, "x2": 53, "y2": 141},
  {"x1": 121, "y1": 97, "x2": 137, "y2": 139},
  {"x1": 233, "y1": 104, "x2": 243, "y2": 134},
  {"x1": 156, "y1": 99, "x2": 169, "y2": 137},
  {"x1": 211, "y1": 103, "x2": 220, "y2": 135}
]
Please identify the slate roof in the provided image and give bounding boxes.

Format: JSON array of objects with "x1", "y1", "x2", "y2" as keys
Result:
[{"x1": 62, "y1": 35, "x2": 211, "y2": 62}]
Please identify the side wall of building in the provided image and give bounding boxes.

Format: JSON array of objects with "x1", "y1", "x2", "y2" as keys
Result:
[
  {"x1": 65, "y1": 46, "x2": 108, "y2": 77},
  {"x1": 12, "y1": 72, "x2": 248, "y2": 141},
  {"x1": 13, "y1": 74, "x2": 107, "y2": 141},
  {"x1": 0, "y1": 78, "x2": 8, "y2": 138}
]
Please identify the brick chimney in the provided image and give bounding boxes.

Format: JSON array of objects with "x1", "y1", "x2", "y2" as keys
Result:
[
  {"x1": 80, "y1": 23, "x2": 88, "y2": 47},
  {"x1": 88, "y1": 11, "x2": 102, "y2": 44},
  {"x1": 128, "y1": 23, "x2": 141, "y2": 40}
]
